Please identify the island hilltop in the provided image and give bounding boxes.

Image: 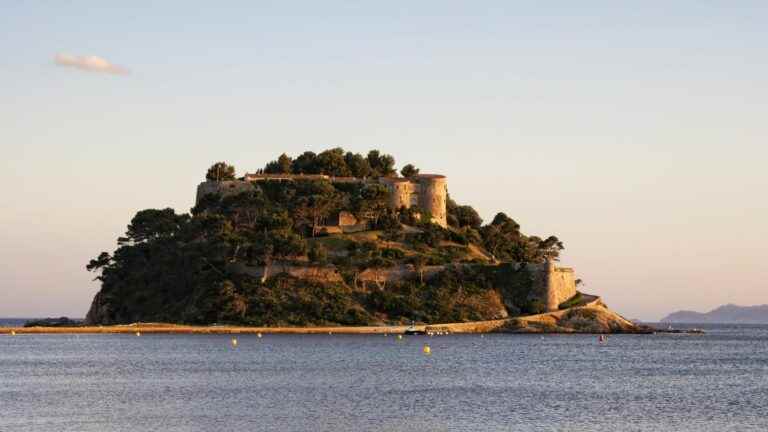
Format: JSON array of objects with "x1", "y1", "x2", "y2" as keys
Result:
[{"x1": 83, "y1": 148, "x2": 642, "y2": 333}]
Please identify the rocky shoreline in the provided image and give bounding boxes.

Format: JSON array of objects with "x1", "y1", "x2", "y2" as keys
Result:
[{"x1": 3, "y1": 301, "x2": 654, "y2": 335}]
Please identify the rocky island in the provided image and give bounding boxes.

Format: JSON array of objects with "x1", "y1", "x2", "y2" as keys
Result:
[{"x1": 78, "y1": 148, "x2": 644, "y2": 334}]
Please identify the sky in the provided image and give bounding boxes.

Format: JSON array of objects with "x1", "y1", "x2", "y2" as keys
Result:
[{"x1": 1, "y1": 1, "x2": 766, "y2": 321}]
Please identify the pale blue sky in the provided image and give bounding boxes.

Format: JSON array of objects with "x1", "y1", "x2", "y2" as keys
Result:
[{"x1": 1, "y1": 1, "x2": 766, "y2": 320}]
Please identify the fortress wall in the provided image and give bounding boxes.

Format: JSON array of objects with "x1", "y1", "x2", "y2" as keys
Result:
[
  {"x1": 229, "y1": 259, "x2": 576, "y2": 315},
  {"x1": 229, "y1": 262, "x2": 344, "y2": 283},
  {"x1": 198, "y1": 174, "x2": 449, "y2": 227},
  {"x1": 509, "y1": 262, "x2": 577, "y2": 312},
  {"x1": 546, "y1": 263, "x2": 577, "y2": 311},
  {"x1": 523, "y1": 263, "x2": 550, "y2": 308},
  {"x1": 196, "y1": 180, "x2": 254, "y2": 204},
  {"x1": 383, "y1": 180, "x2": 413, "y2": 210},
  {"x1": 282, "y1": 265, "x2": 344, "y2": 282},
  {"x1": 231, "y1": 262, "x2": 449, "y2": 286},
  {"x1": 358, "y1": 264, "x2": 445, "y2": 285}
]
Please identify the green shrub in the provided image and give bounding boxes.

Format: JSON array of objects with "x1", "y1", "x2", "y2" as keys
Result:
[
  {"x1": 308, "y1": 243, "x2": 328, "y2": 264},
  {"x1": 558, "y1": 292, "x2": 583, "y2": 310}
]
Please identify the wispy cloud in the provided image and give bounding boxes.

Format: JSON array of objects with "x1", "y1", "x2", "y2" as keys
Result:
[{"x1": 54, "y1": 53, "x2": 129, "y2": 75}]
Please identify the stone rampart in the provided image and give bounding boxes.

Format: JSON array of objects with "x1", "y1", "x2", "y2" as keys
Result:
[
  {"x1": 380, "y1": 178, "x2": 413, "y2": 210},
  {"x1": 229, "y1": 262, "x2": 344, "y2": 283},
  {"x1": 198, "y1": 172, "x2": 449, "y2": 227},
  {"x1": 545, "y1": 261, "x2": 577, "y2": 311},
  {"x1": 196, "y1": 180, "x2": 254, "y2": 204},
  {"x1": 228, "y1": 259, "x2": 576, "y2": 314}
]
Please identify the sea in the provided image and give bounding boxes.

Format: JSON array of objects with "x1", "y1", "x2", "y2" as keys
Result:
[{"x1": 1, "y1": 323, "x2": 767, "y2": 431}]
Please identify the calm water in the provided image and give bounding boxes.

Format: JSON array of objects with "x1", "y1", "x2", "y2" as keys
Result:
[
  {"x1": 1, "y1": 324, "x2": 767, "y2": 431},
  {"x1": 0, "y1": 319, "x2": 35, "y2": 328}
]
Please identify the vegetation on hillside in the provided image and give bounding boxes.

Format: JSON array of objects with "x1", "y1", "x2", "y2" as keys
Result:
[
  {"x1": 86, "y1": 148, "x2": 564, "y2": 326},
  {"x1": 262, "y1": 148, "x2": 400, "y2": 178}
]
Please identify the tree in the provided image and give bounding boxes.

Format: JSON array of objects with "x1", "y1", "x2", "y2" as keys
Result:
[
  {"x1": 292, "y1": 181, "x2": 341, "y2": 237},
  {"x1": 400, "y1": 164, "x2": 420, "y2": 178},
  {"x1": 215, "y1": 280, "x2": 248, "y2": 321},
  {"x1": 352, "y1": 184, "x2": 389, "y2": 226},
  {"x1": 343, "y1": 241, "x2": 390, "y2": 289},
  {"x1": 410, "y1": 254, "x2": 428, "y2": 284},
  {"x1": 316, "y1": 147, "x2": 352, "y2": 176},
  {"x1": 345, "y1": 152, "x2": 372, "y2": 178},
  {"x1": 480, "y1": 213, "x2": 522, "y2": 261},
  {"x1": 251, "y1": 230, "x2": 306, "y2": 282},
  {"x1": 379, "y1": 155, "x2": 397, "y2": 177},
  {"x1": 367, "y1": 150, "x2": 397, "y2": 177},
  {"x1": 452, "y1": 205, "x2": 482, "y2": 229},
  {"x1": 86, "y1": 252, "x2": 112, "y2": 279},
  {"x1": 490, "y1": 212, "x2": 517, "y2": 228},
  {"x1": 479, "y1": 212, "x2": 563, "y2": 263},
  {"x1": 291, "y1": 151, "x2": 319, "y2": 174},
  {"x1": 264, "y1": 153, "x2": 293, "y2": 174},
  {"x1": 120, "y1": 208, "x2": 190, "y2": 245},
  {"x1": 537, "y1": 235, "x2": 564, "y2": 261},
  {"x1": 206, "y1": 162, "x2": 236, "y2": 181},
  {"x1": 308, "y1": 243, "x2": 328, "y2": 264}
]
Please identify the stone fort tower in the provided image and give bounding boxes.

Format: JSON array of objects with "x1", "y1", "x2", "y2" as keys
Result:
[
  {"x1": 379, "y1": 174, "x2": 447, "y2": 227},
  {"x1": 542, "y1": 259, "x2": 577, "y2": 311},
  {"x1": 197, "y1": 172, "x2": 448, "y2": 227}
]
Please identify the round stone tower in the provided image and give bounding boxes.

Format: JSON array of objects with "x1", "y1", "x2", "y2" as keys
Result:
[
  {"x1": 545, "y1": 259, "x2": 559, "y2": 312},
  {"x1": 379, "y1": 177, "x2": 412, "y2": 210},
  {"x1": 414, "y1": 174, "x2": 447, "y2": 227}
]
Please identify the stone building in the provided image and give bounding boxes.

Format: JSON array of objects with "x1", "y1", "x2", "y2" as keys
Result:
[
  {"x1": 541, "y1": 259, "x2": 577, "y2": 312},
  {"x1": 196, "y1": 172, "x2": 448, "y2": 227},
  {"x1": 378, "y1": 174, "x2": 447, "y2": 227}
]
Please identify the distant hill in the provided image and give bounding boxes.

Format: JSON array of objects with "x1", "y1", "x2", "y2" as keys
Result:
[{"x1": 662, "y1": 304, "x2": 768, "y2": 324}]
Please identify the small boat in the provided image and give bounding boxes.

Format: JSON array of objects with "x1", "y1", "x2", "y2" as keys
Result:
[{"x1": 404, "y1": 325, "x2": 425, "y2": 335}]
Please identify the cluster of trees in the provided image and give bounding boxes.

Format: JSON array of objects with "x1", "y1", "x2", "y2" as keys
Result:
[
  {"x1": 480, "y1": 213, "x2": 563, "y2": 263},
  {"x1": 206, "y1": 162, "x2": 236, "y2": 181},
  {"x1": 446, "y1": 197, "x2": 483, "y2": 230},
  {"x1": 365, "y1": 265, "x2": 512, "y2": 323},
  {"x1": 202, "y1": 149, "x2": 422, "y2": 182},
  {"x1": 444, "y1": 198, "x2": 563, "y2": 264},
  {"x1": 197, "y1": 179, "x2": 392, "y2": 237},
  {"x1": 262, "y1": 148, "x2": 419, "y2": 179},
  {"x1": 86, "y1": 208, "x2": 236, "y2": 324},
  {"x1": 85, "y1": 203, "x2": 562, "y2": 326}
]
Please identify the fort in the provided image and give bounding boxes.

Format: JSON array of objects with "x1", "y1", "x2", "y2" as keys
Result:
[
  {"x1": 196, "y1": 171, "x2": 575, "y2": 312},
  {"x1": 196, "y1": 172, "x2": 449, "y2": 227},
  {"x1": 78, "y1": 151, "x2": 637, "y2": 332}
]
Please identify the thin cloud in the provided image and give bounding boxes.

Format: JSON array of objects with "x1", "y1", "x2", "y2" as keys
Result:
[{"x1": 54, "y1": 53, "x2": 129, "y2": 75}]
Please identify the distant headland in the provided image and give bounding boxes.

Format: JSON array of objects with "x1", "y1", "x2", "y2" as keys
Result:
[
  {"x1": 662, "y1": 304, "x2": 768, "y2": 324},
  {"x1": 80, "y1": 148, "x2": 642, "y2": 334}
]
